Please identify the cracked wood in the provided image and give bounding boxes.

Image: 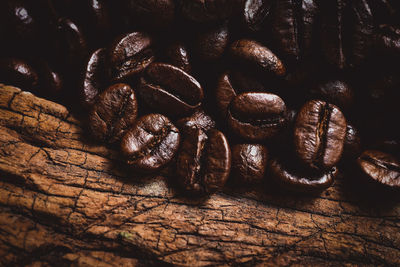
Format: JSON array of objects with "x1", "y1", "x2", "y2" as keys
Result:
[{"x1": 0, "y1": 84, "x2": 399, "y2": 266}]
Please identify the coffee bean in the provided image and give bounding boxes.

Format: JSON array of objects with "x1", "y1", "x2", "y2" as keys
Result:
[
  {"x1": 229, "y1": 39, "x2": 286, "y2": 77},
  {"x1": 375, "y1": 24, "x2": 400, "y2": 57},
  {"x1": 0, "y1": 58, "x2": 39, "y2": 90},
  {"x1": 121, "y1": 113, "x2": 180, "y2": 172},
  {"x1": 176, "y1": 109, "x2": 216, "y2": 134},
  {"x1": 35, "y1": 60, "x2": 63, "y2": 100},
  {"x1": 89, "y1": 83, "x2": 138, "y2": 143},
  {"x1": 357, "y1": 150, "x2": 400, "y2": 189},
  {"x1": 176, "y1": 128, "x2": 231, "y2": 195},
  {"x1": 193, "y1": 21, "x2": 229, "y2": 61},
  {"x1": 294, "y1": 100, "x2": 347, "y2": 170},
  {"x1": 269, "y1": 158, "x2": 337, "y2": 192},
  {"x1": 231, "y1": 144, "x2": 268, "y2": 184},
  {"x1": 164, "y1": 42, "x2": 192, "y2": 74},
  {"x1": 309, "y1": 80, "x2": 354, "y2": 111},
  {"x1": 108, "y1": 32, "x2": 155, "y2": 82},
  {"x1": 138, "y1": 63, "x2": 204, "y2": 117},
  {"x1": 80, "y1": 48, "x2": 108, "y2": 109},
  {"x1": 342, "y1": 123, "x2": 362, "y2": 161},
  {"x1": 243, "y1": 0, "x2": 273, "y2": 32},
  {"x1": 227, "y1": 92, "x2": 287, "y2": 141}
]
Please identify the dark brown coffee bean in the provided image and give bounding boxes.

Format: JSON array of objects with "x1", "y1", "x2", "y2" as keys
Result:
[
  {"x1": 0, "y1": 58, "x2": 39, "y2": 90},
  {"x1": 229, "y1": 39, "x2": 286, "y2": 77},
  {"x1": 342, "y1": 123, "x2": 362, "y2": 161},
  {"x1": 294, "y1": 100, "x2": 347, "y2": 170},
  {"x1": 108, "y1": 32, "x2": 155, "y2": 82},
  {"x1": 138, "y1": 63, "x2": 204, "y2": 117},
  {"x1": 180, "y1": 0, "x2": 243, "y2": 23},
  {"x1": 121, "y1": 113, "x2": 180, "y2": 173},
  {"x1": 164, "y1": 42, "x2": 192, "y2": 74},
  {"x1": 80, "y1": 48, "x2": 108, "y2": 109},
  {"x1": 375, "y1": 24, "x2": 400, "y2": 57},
  {"x1": 215, "y1": 72, "x2": 238, "y2": 119},
  {"x1": 194, "y1": 22, "x2": 229, "y2": 61},
  {"x1": 227, "y1": 92, "x2": 287, "y2": 141},
  {"x1": 269, "y1": 158, "x2": 337, "y2": 192},
  {"x1": 300, "y1": 0, "x2": 318, "y2": 57},
  {"x1": 176, "y1": 109, "x2": 216, "y2": 134},
  {"x1": 357, "y1": 150, "x2": 400, "y2": 189},
  {"x1": 176, "y1": 128, "x2": 231, "y2": 195},
  {"x1": 309, "y1": 80, "x2": 354, "y2": 111},
  {"x1": 244, "y1": 0, "x2": 273, "y2": 32},
  {"x1": 231, "y1": 144, "x2": 268, "y2": 184},
  {"x1": 89, "y1": 83, "x2": 138, "y2": 143}
]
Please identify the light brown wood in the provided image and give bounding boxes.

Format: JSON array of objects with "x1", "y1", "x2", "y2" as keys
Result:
[{"x1": 0, "y1": 84, "x2": 399, "y2": 266}]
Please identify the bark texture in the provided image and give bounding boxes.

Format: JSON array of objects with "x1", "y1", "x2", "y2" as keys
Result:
[{"x1": 0, "y1": 84, "x2": 400, "y2": 266}]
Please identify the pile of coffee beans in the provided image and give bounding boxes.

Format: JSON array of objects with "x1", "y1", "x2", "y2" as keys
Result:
[{"x1": 1, "y1": 0, "x2": 399, "y2": 196}]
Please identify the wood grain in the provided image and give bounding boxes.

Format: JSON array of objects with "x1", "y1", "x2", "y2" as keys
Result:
[{"x1": 0, "y1": 84, "x2": 399, "y2": 266}]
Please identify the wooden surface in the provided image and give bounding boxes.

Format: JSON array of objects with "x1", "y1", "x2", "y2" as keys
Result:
[{"x1": 0, "y1": 84, "x2": 399, "y2": 266}]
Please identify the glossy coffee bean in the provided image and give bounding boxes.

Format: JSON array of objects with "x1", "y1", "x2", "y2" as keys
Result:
[
  {"x1": 121, "y1": 114, "x2": 180, "y2": 173},
  {"x1": 176, "y1": 109, "x2": 216, "y2": 134},
  {"x1": 89, "y1": 84, "x2": 138, "y2": 143},
  {"x1": 357, "y1": 150, "x2": 400, "y2": 189},
  {"x1": 108, "y1": 32, "x2": 155, "y2": 82},
  {"x1": 269, "y1": 158, "x2": 337, "y2": 193},
  {"x1": 180, "y1": 0, "x2": 243, "y2": 23},
  {"x1": 229, "y1": 39, "x2": 286, "y2": 77},
  {"x1": 342, "y1": 123, "x2": 362, "y2": 161},
  {"x1": 164, "y1": 42, "x2": 192, "y2": 74},
  {"x1": 294, "y1": 100, "x2": 347, "y2": 170},
  {"x1": 309, "y1": 80, "x2": 354, "y2": 111},
  {"x1": 138, "y1": 63, "x2": 204, "y2": 117},
  {"x1": 194, "y1": 22, "x2": 229, "y2": 61},
  {"x1": 375, "y1": 25, "x2": 400, "y2": 57},
  {"x1": 0, "y1": 58, "x2": 39, "y2": 90},
  {"x1": 231, "y1": 144, "x2": 268, "y2": 184},
  {"x1": 243, "y1": 0, "x2": 273, "y2": 32},
  {"x1": 176, "y1": 128, "x2": 231, "y2": 195},
  {"x1": 227, "y1": 92, "x2": 287, "y2": 141},
  {"x1": 80, "y1": 48, "x2": 108, "y2": 109}
]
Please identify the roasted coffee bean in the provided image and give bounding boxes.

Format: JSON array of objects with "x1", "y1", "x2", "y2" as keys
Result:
[
  {"x1": 138, "y1": 63, "x2": 204, "y2": 117},
  {"x1": 271, "y1": 0, "x2": 301, "y2": 61},
  {"x1": 180, "y1": 0, "x2": 243, "y2": 23},
  {"x1": 164, "y1": 42, "x2": 192, "y2": 74},
  {"x1": 176, "y1": 128, "x2": 231, "y2": 195},
  {"x1": 228, "y1": 92, "x2": 287, "y2": 141},
  {"x1": 375, "y1": 25, "x2": 400, "y2": 57},
  {"x1": 35, "y1": 60, "x2": 63, "y2": 100},
  {"x1": 294, "y1": 100, "x2": 347, "y2": 170},
  {"x1": 121, "y1": 0, "x2": 175, "y2": 30},
  {"x1": 89, "y1": 83, "x2": 138, "y2": 143},
  {"x1": 194, "y1": 22, "x2": 229, "y2": 61},
  {"x1": 229, "y1": 39, "x2": 286, "y2": 77},
  {"x1": 108, "y1": 32, "x2": 155, "y2": 82},
  {"x1": 244, "y1": 0, "x2": 273, "y2": 32},
  {"x1": 357, "y1": 150, "x2": 400, "y2": 189},
  {"x1": 0, "y1": 58, "x2": 39, "y2": 90},
  {"x1": 176, "y1": 109, "x2": 216, "y2": 134},
  {"x1": 269, "y1": 158, "x2": 337, "y2": 192},
  {"x1": 300, "y1": 0, "x2": 319, "y2": 57},
  {"x1": 231, "y1": 144, "x2": 268, "y2": 184},
  {"x1": 309, "y1": 80, "x2": 354, "y2": 111},
  {"x1": 342, "y1": 123, "x2": 362, "y2": 161},
  {"x1": 81, "y1": 48, "x2": 108, "y2": 109},
  {"x1": 121, "y1": 113, "x2": 180, "y2": 172}
]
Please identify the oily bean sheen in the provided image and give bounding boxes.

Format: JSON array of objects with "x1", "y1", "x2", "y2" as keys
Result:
[
  {"x1": 228, "y1": 92, "x2": 287, "y2": 141},
  {"x1": 176, "y1": 128, "x2": 231, "y2": 195},
  {"x1": 269, "y1": 158, "x2": 337, "y2": 193},
  {"x1": 231, "y1": 144, "x2": 268, "y2": 184},
  {"x1": 0, "y1": 58, "x2": 39, "y2": 90},
  {"x1": 244, "y1": 0, "x2": 273, "y2": 32},
  {"x1": 164, "y1": 42, "x2": 192, "y2": 74},
  {"x1": 89, "y1": 83, "x2": 138, "y2": 143},
  {"x1": 81, "y1": 48, "x2": 108, "y2": 109},
  {"x1": 108, "y1": 32, "x2": 155, "y2": 82},
  {"x1": 121, "y1": 114, "x2": 180, "y2": 173},
  {"x1": 294, "y1": 100, "x2": 347, "y2": 170},
  {"x1": 229, "y1": 39, "x2": 286, "y2": 77},
  {"x1": 138, "y1": 63, "x2": 204, "y2": 117},
  {"x1": 357, "y1": 150, "x2": 400, "y2": 189},
  {"x1": 176, "y1": 109, "x2": 216, "y2": 134}
]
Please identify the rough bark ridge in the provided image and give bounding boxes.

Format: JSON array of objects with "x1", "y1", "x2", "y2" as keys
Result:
[{"x1": 0, "y1": 84, "x2": 399, "y2": 266}]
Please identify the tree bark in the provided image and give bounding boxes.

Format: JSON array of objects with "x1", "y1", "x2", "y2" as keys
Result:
[{"x1": 0, "y1": 84, "x2": 399, "y2": 266}]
